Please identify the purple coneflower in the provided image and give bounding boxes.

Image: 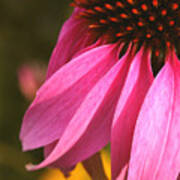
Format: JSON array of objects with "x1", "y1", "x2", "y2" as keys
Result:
[{"x1": 20, "y1": 0, "x2": 180, "y2": 179}]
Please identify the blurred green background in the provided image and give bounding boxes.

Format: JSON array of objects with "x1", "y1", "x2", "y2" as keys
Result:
[{"x1": 0, "y1": 1, "x2": 71, "y2": 179}]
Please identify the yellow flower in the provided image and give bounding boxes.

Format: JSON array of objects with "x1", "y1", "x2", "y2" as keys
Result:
[
  {"x1": 100, "y1": 150, "x2": 111, "y2": 179},
  {"x1": 39, "y1": 150, "x2": 111, "y2": 180}
]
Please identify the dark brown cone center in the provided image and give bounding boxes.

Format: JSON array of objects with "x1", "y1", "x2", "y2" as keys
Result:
[{"x1": 72, "y1": 0, "x2": 180, "y2": 74}]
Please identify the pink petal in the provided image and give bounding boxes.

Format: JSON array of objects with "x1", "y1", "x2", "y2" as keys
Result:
[
  {"x1": 117, "y1": 164, "x2": 128, "y2": 180},
  {"x1": 20, "y1": 44, "x2": 119, "y2": 151},
  {"x1": 111, "y1": 48, "x2": 154, "y2": 179},
  {"x1": 25, "y1": 46, "x2": 135, "y2": 170},
  {"x1": 128, "y1": 51, "x2": 180, "y2": 180},
  {"x1": 72, "y1": 39, "x2": 102, "y2": 59},
  {"x1": 46, "y1": 9, "x2": 95, "y2": 79}
]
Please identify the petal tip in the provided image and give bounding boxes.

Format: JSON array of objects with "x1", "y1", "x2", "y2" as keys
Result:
[{"x1": 25, "y1": 163, "x2": 35, "y2": 171}]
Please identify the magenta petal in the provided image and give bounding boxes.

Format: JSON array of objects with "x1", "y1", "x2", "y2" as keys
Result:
[
  {"x1": 46, "y1": 9, "x2": 95, "y2": 78},
  {"x1": 128, "y1": 52, "x2": 180, "y2": 180},
  {"x1": 117, "y1": 164, "x2": 128, "y2": 180},
  {"x1": 111, "y1": 48, "x2": 154, "y2": 179},
  {"x1": 25, "y1": 48, "x2": 134, "y2": 170},
  {"x1": 20, "y1": 44, "x2": 119, "y2": 151}
]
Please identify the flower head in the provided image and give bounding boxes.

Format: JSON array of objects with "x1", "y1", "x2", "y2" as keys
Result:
[
  {"x1": 20, "y1": 0, "x2": 180, "y2": 179},
  {"x1": 72, "y1": 0, "x2": 179, "y2": 62}
]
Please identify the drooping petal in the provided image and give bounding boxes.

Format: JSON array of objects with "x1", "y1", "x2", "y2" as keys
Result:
[
  {"x1": 128, "y1": 51, "x2": 180, "y2": 180},
  {"x1": 46, "y1": 8, "x2": 95, "y2": 78},
  {"x1": 25, "y1": 46, "x2": 135, "y2": 170},
  {"x1": 20, "y1": 44, "x2": 119, "y2": 151},
  {"x1": 111, "y1": 48, "x2": 154, "y2": 179},
  {"x1": 117, "y1": 164, "x2": 128, "y2": 180},
  {"x1": 72, "y1": 39, "x2": 102, "y2": 59}
]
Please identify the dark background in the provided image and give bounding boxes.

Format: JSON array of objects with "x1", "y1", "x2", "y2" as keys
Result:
[{"x1": 0, "y1": 1, "x2": 71, "y2": 179}]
